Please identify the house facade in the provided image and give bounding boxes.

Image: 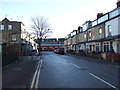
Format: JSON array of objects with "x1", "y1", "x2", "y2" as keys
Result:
[
  {"x1": 0, "y1": 18, "x2": 36, "y2": 56},
  {"x1": 0, "y1": 18, "x2": 24, "y2": 55},
  {"x1": 105, "y1": 8, "x2": 120, "y2": 53},
  {"x1": 64, "y1": 1, "x2": 120, "y2": 62}
]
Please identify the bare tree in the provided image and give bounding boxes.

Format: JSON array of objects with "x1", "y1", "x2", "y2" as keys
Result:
[{"x1": 30, "y1": 16, "x2": 52, "y2": 54}]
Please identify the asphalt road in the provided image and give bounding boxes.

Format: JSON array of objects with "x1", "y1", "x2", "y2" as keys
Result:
[{"x1": 36, "y1": 51, "x2": 119, "y2": 89}]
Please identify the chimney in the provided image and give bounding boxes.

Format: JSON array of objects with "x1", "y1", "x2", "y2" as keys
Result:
[
  {"x1": 97, "y1": 13, "x2": 103, "y2": 18},
  {"x1": 78, "y1": 26, "x2": 81, "y2": 30},
  {"x1": 117, "y1": 0, "x2": 120, "y2": 8}
]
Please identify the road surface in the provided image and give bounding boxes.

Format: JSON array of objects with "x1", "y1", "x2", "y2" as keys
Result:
[{"x1": 31, "y1": 51, "x2": 119, "y2": 89}]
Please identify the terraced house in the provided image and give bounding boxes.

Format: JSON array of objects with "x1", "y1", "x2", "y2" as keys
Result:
[{"x1": 64, "y1": 1, "x2": 120, "y2": 62}]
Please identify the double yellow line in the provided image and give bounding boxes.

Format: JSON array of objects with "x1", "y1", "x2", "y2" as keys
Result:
[{"x1": 30, "y1": 58, "x2": 42, "y2": 89}]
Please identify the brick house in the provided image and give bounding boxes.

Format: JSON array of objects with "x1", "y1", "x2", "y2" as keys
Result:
[{"x1": 0, "y1": 18, "x2": 28, "y2": 55}]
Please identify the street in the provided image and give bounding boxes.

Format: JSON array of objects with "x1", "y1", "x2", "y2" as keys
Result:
[{"x1": 34, "y1": 51, "x2": 119, "y2": 89}]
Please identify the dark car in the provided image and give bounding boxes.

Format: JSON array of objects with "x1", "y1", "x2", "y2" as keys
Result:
[{"x1": 57, "y1": 48, "x2": 64, "y2": 54}]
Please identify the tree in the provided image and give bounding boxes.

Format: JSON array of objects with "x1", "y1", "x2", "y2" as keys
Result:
[{"x1": 30, "y1": 16, "x2": 52, "y2": 54}]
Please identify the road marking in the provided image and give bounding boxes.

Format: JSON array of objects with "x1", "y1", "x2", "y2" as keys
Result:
[
  {"x1": 35, "y1": 60, "x2": 42, "y2": 88},
  {"x1": 30, "y1": 60, "x2": 40, "y2": 88},
  {"x1": 37, "y1": 56, "x2": 41, "y2": 60},
  {"x1": 71, "y1": 63, "x2": 81, "y2": 69},
  {"x1": 89, "y1": 73, "x2": 118, "y2": 89},
  {"x1": 30, "y1": 58, "x2": 42, "y2": 89}
]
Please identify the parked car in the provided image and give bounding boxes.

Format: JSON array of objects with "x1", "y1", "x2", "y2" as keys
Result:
[
  {"x1": 31, "y1": 49, "x2": 38, "y2": 55},
  {"x1": 57, "y1": 48, "x2": 65, "y2": 54},
  {"x1": 53, "y1": 48, "x2": 58, "y2": 53}
]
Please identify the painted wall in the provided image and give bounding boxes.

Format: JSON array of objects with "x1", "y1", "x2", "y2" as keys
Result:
[{"x1": 105, "y1": 16, "x2": 120, "y2": 37}]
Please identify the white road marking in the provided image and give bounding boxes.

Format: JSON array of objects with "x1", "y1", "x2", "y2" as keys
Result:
[
  {"x1": 71, "y1": 63, "x2": 81, "y2": 69},
  {"x1": 71, "y1": 62, "x2": 119, "y2": 89},
  {"x1": 30, "y1": 60, "x2": 41, "y2": 88},
  {"x1": 37, "y1": 56, "x2": 41, "y2": 60},
  {"x1": 30, "y1": 57, "x2": 42, "y2": 89},
  {"x1": 89, "y1": 73, "x2": 118, "y2": 89},
  {"x1": 35, "y1": 60, "x2": 42, "y2": 88}
]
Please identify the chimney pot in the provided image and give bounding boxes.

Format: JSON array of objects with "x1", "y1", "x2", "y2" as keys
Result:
[
  {"x1": 97, "y1": 13, "x2": 103, "y2": 18},
  {"x1": 117, "y1": 0, "x2": 120, "y2": 8}
]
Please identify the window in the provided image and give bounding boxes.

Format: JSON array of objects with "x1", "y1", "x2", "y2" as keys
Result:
[
  {"x1": 82, "y1": 21, "x2": 91, "y2": 31},
  {"x1": 108, "y1": 25, "x2": 112, "y2": 36},
  {"x1": 0, "y1": 25, "x2": 4, "y2": 30},
  {"x1": 89, "y1": 31, "x2": 92, "y2": 40},
  {"x1": 72, "y1": 31, "x2": 76, "y2": 36},
  {"x1": 103, "y1": 42, "x2": 110, "y2": 52},
  {"x1": 8, "y1": 25, "x2": 12, "y2": 30},
  {"x1": 99, "y1": 28, "x2": 102, "y2": 38},
  {"x1": 98, "y1": 14, "x2": 109, "y2": 24},
  {"x1": 84, "y1": 33, "x2": 87, "y2": 39},
  {"x1": 92, "y1": 20, "x2": 97, "y2": 27},
  {"x1": 109, "y1": 8, "x2": 120, "y2": 19},
  {"x1": 96, "y1": 43, "x2": 100, "y2": 51},
  {"x1": 10, "y1": 34, "x2": 17, "y2": 42}
]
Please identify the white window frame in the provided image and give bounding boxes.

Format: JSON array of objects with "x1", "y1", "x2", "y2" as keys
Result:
[
  {"x1": 89, "y1": 31, "x2": 92, "y2": 38},
  {"x1": 99, "y1": 27, "x2": 102, "y2": 38},
  {"x1": 0, "y1": 25, "x2": 4, "y2": 30},
  {"x1": 84, "y1": 33, "x2": 87, "y2": 39},
  {"x1": 108, "y1": 25, "x2": 112, "y2": 36}
]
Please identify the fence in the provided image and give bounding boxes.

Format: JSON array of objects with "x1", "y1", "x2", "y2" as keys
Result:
[{"x1": 2, "y1": 44, "x2": 19, "y2": 67}]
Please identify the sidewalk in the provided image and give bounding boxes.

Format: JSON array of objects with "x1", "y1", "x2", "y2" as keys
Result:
[{"x1": 2, "y1": 56, "x2": 40, "y2": 89}]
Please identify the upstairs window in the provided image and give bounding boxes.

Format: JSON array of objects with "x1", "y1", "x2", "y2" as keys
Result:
[
  {"x1": 89, "y1": 31, "x2": 92, "y2": 40},
  {"x1": 99, "y1": 28, "x2": 102, "y2": 38},
  {"x1": 98, "y1": 14, "x2": 109, "y2": 24},
  {"x1": 108, "y1": 25, "x2": 112, "y2": 36},
  {"x1": 84, "y1": 33, "x2": 87, "y2": 39},
  {"x1": 109, "y1": 8, "x2": 120, "y2": 19},
  {"x1": 0, "y1": 25, "x2": 4, "y2": 30},
  {"x1": 8, "y1": 25, "x2": 12, "y2": 30}
]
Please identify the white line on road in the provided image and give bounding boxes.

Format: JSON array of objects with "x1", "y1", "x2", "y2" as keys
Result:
[
  {"x1": 35, "y1": 60, "x2": 42, "y2": 88},
  {"x1": 30, "y1": 58, "x2": 42, "y2": 89},
  {"x1": 71, "y1": 63, "x2": 81, "y2": 69},
  {"x1": 71, "y1": 62, "x2": 119, "y2": 89},
  {"x1": 30, "y1": 60, "x2": 41, "y2": 88},
  {"x1": 89, "y1": 73, "x2": 118, "y2": 89}
]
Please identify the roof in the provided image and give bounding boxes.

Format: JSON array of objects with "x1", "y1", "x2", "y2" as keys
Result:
[{"x1": 1, "y1": 18, "x2": 25, "y2": 26}]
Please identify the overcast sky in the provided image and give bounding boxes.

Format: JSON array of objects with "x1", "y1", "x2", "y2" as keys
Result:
[{"x1": 0, "y1": 0, "x2": 117, "y2": 38}]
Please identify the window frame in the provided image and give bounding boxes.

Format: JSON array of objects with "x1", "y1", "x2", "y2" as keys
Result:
[
  {"x1": 99, "y1": 27, "x2": 102, "y2": 38},
  {"x1": 10, "y1": 34, "x2": 17, "y2": 42},
  {"x1": 8, "y1": 25, "x2": 12, "y2": 30},
  {"x1": 84, "y1": 33, "x2": 87, "y2": 39},
  {"x1": 108, "y1": 25, "x2": 112, "y2": 36},
  {"x1": 0, "y1": 25, "x2": 4, "y2": 31}
]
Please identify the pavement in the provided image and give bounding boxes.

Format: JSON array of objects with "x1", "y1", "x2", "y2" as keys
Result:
[{"x1": 2, "y1": 56, "x2": 40, "y2": 89}]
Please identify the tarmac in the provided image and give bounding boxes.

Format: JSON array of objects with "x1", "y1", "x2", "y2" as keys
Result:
[{"x1": 2, "y1": 56, "x2": 40, "y2": 89}]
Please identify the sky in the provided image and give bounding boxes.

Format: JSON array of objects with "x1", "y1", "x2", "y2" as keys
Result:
[{"x1": 0, "y1": 0, "x2": 117, "y2": 38}]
